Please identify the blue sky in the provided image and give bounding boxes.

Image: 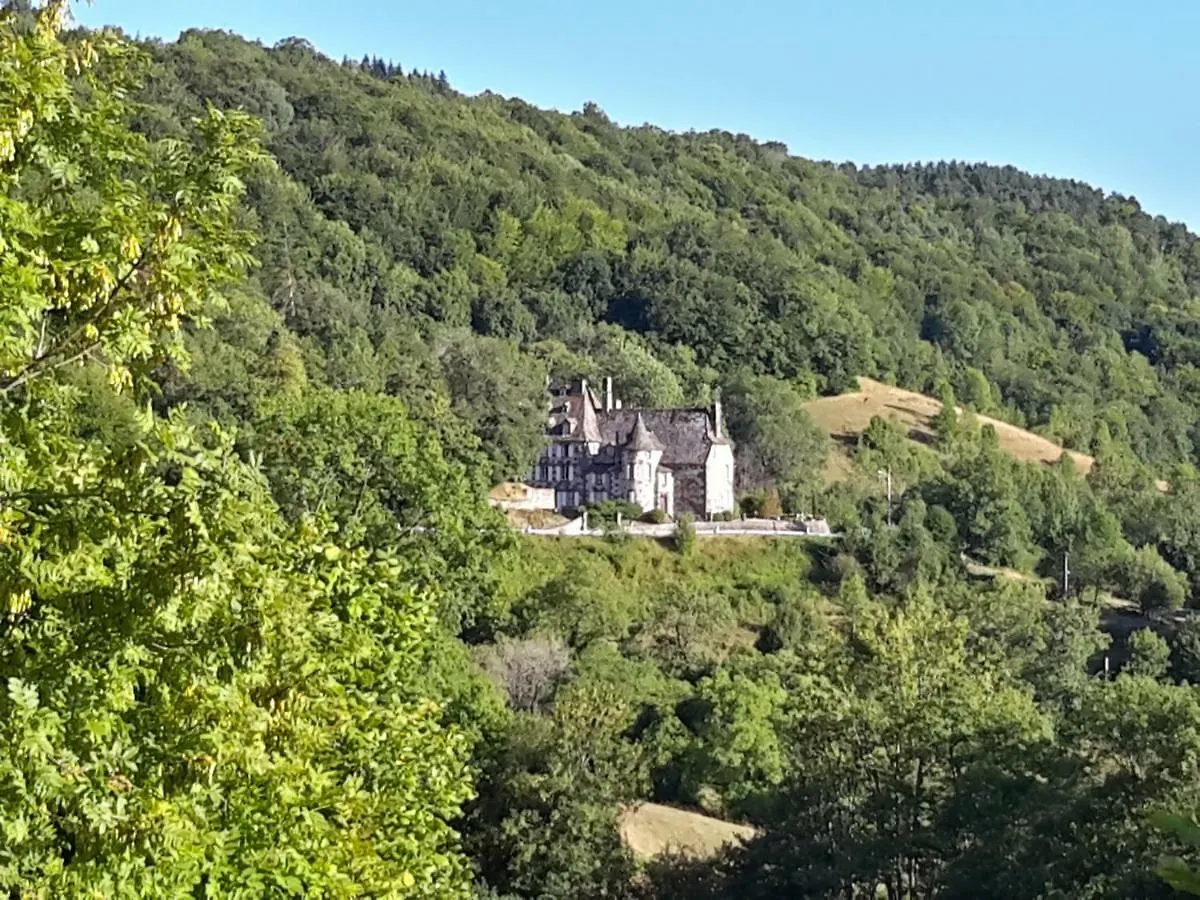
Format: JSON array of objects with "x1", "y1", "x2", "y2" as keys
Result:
[{"x1": 76, "y1": 0, "x2": 1200, "y2": 227}]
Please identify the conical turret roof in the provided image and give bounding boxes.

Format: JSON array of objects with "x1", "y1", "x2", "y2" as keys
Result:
[{"x1": 625, "y1": 412, "x2": 664, "y2": 452}]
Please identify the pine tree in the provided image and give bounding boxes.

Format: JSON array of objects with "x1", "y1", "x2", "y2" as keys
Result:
[{"x1": 933, "y1": 380, "x2": 959, "y2": 447}]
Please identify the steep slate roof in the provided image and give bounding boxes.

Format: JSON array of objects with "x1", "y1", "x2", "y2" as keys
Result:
[
  {"x1": 547, "y1": 393, "x2": 602, "y2": 442},
  {"x1": 600, "y1": 408, "x2": 727, "y2": 468},
  {"x1": 625, "y1": 412, "x2": 665, "y2": 453},
  {"x1": 578, "y1": 394, "x2": 603, "y2": 443}
]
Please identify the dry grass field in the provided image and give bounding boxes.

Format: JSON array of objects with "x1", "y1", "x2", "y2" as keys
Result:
[
  {"x1": 804, "y1": 377, "x2": 1095, "y2": 482},
  {"x1": 619, "y1": 803, "x2": 758, "y2": 861}
]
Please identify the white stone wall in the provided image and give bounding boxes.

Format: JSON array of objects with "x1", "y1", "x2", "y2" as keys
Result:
[
  {"x1": 656, "y1": 469, "x2": 675, "y2": 518},
  {"x1": 629, "y1": 449, "x2": 662, "y2": 513},
  {"x1": 491, "y1": 486, "x2": 556, "y2": 512},
  {"x1": 704, "y1": 444, "x2": 736, "y2": 516}
]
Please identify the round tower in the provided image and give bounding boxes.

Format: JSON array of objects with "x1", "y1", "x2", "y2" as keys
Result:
[{"x1": 623, "y1": 412, "x2": 664, "y2": 513}]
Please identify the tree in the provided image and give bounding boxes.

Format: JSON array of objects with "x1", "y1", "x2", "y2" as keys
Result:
[
  {"x1": 437, "y1": 332, "x2": 548, "y2": 484},
  {"x1": 1127, "y1": 628, "x2": 1171, "y2": 680},
  {"x1": 674, "y1": 513, "x2": 697, "y2": 557},
  {"x1": 932, "y1": 380, "x2": 959, "y2": 446},
  {"x1": 1114, "y1": 545, "x2": 1188, "y2": 615},
  {"x1": 461, "y1": 684, "x2": 642, "y2": 900},
  {"x1": 684, "y1": 663, "x2": 790, "y2": 813},
  {"x1": 722, "y1": 372, "x2": 829, "y2": 502},
  {"x1": 1171, "y1": 616, "x2": 1200, "y2": 684},
  {"x1": 249, "y1": 387, "x2": 512, "y2": 631},
  {"x1": 0, "y1": 9, "x2": 477, "y2": 894},
  {"x1": 720, "y1": 593, "x2": 1049, "y2": 899},
  {"x1": 477, "y1": 636, "x2": 572, "y2": 713},
  {"x1": 630, "y1": 584, "x2": 737, "y2": 679}
]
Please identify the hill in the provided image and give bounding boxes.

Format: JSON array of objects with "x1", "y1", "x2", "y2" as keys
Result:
[
  {"x1": 128, "y1": 27, "x2": 1198, "y2": 607},
  {"x1": 133, "y1": 28, "x2": 1200, "y2": 487},
  {"x1": 805, "y1": 377, "x2": 1095, "y2": 483},
  {"x1": 803, "y1": 377, "x2": 1177, "y2": 494}
]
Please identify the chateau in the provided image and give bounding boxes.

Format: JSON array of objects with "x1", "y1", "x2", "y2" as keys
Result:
[{"x1": 530, "y1": 378, "x2": 735, "y2": 518}]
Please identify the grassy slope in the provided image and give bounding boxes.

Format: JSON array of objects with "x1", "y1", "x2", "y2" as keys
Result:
[
  {"x1": 804, "y1": 377, "x2": 1095, "y2": 484},
  {"x1": 619, "y1": 803, "x2": 757, "y2": 860}
]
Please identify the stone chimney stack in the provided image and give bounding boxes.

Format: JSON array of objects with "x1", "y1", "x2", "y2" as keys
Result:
[
  {"x1": 604, "y1": 377, "x2": 614, "y2": 412},
  {"x1": 580, "y1": 377, "x2": 589, "y2": 403},
  {"x1": 713, "y1": 389, "x2": 723, "y2": 438}
]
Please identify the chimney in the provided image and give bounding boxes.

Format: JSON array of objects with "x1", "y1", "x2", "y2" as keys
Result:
[
  {"x1": 713, "y1": 389, "x2": 723, "y2": 438},
  {"x1": 580, "y1": 377, "x2": 588, "y2": 402},
  {"x1": 604, "y1": 377, "x2": 614, "y2": 412}
]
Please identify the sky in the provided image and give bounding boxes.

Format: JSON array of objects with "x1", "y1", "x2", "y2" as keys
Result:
[{"x1": 75, "y1": 0, "x2": 1200, "y2": 227}]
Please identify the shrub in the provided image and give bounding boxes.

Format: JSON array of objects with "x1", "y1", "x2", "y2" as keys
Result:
[
  {"x1": 760, "y1": 488, "x2": 784, "y2": 518},
  {"x1": 641, "y1": 508, "x2": 668, "y2": 524},
  {"x1": 674, "y1": 515, "x2": 697, "y2": 556},
  {"x1": 585, "y1": 499, "x2": 642, "y2": 529},
  {"x1": 739, "y1": 493, "x2": 765, "y2": 517},
  {"x1": 477, "y1": 636, "x2": 572, "y2": 712}
]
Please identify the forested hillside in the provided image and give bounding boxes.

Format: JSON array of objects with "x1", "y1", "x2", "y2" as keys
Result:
[
  {"x1": 125, "y1": 26, "x2": 1200, "y2": 613},
  {"x1": 133, "y1": 28, "x2": 1200, "y2": 475},
  {"x1": 11, "y1": 3, "x2": 1200, "y2": 896}
]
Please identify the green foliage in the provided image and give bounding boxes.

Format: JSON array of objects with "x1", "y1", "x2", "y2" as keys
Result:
[
  {"x1": 628, "y1": 584, "x2": 739, "y2": 679},
  {"x1": 932, "y1": 380, "x2": 959, "y2": 446},
  {"x1": 0, "y1": 414, "x2": 475, "y2": 895},
  {"x1": 248, "y1": 387, "x2": 511, "y2": 631},
  {"x1": 1172, "y1": 617, "x2": 1200, "y2": 684},
  {"x1": 0, "y1": 4, "x2": 264, "y2": 400},
  {"x1": 674, "y1": 514, "x2": 697, "y2": 557},
  {"x1": 586, "y1": 499, "x2": 643, "y2": 529},
  {"x1": 855, "y1": 415, "x2": 938, "y2": 493},
  {"x1": 683, "y1": 663, "x2": 790, "y2": 810},
  {"x1": 0, "y1": 10, "x2": 483, "y2": 894},
  {"x1": 702, "y1": 593, "x2": 1051, "y2": 898},
  {"x1": 722, "y1": 372, "x2": 828, "y2": 497},
  {"x1": 437, "y1": 333, "x2": 548, "y2": 483},
  {"x1": 1127, "y1": 628, "x2": 1172, "y2": 680},
  {"x1": 461, "y1": 683, "x2": 642, "y2": 900},
  {"x1": 1152, "y1": 810, "x2": 1200, "y2": 895},
  {"x1": 32, "y1": 9, "x2": 1200, "y2": 897},
  {"x1": 1117, "y1": 545, "x2": 1189, "y2": 614}
]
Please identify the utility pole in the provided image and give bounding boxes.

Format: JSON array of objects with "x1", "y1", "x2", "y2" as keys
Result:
[{"x1": 877, "y1": 467, "x2": 892, "y2": 527}]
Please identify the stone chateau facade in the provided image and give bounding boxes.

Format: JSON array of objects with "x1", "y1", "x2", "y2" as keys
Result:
[{"x1": 529, "y1": 377, "x2": 735, "y2": 518}]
